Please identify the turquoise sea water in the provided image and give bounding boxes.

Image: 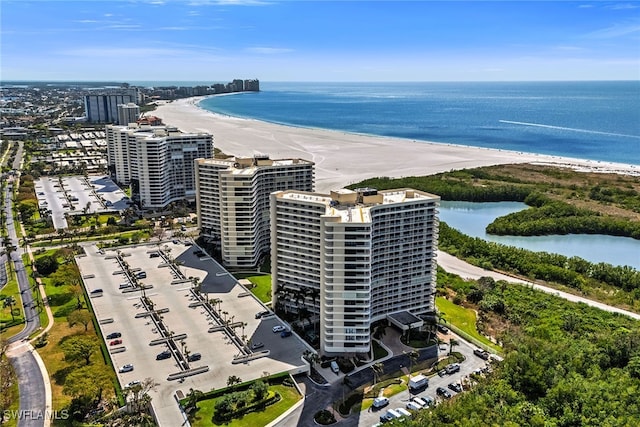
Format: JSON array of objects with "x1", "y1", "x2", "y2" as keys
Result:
[{"x1": 199, "y1": 81, "x2": 640, "y2": 165}]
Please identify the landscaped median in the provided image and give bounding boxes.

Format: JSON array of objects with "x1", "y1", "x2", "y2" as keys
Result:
[{"x1": 181, "y1": 373, "x2": 302, "y2": 426}]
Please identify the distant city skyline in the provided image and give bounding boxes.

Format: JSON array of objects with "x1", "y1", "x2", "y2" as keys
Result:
[{"x1": 1, "y1": 1, "x2": 639, "y2": 82}]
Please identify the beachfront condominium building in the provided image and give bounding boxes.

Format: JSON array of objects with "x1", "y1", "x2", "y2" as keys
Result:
[
  {"x1": 117, "y1": 102, "x2": 140, "y2": 125},
  {"x1": 195, "y1": 156, "x2": 314, "y2": 268},
  {"x1": 106, "y1": 124, "x2": 213, "y2": 209},
  {"x1": 271, "y1": 188, "x2": 440, "y2": 356},
  {"x1": 84, "y1": 89, "x2": 139, "y2": 123}
]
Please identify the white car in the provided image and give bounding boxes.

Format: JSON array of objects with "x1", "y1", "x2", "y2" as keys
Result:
[
  {"x1": 407, "y1": 401, "x2": 423, "y2": 411},
  {"x1": 119, "y1": 364, "x2": 134, "y2": 373},
  {"x1": 412, "y1": 396, "x2": 428, "y2": 407},
  {"x1": 272, "y1": 325, "x2": 286, "y2": 333},
  {"x1": 125, "y1": 380, "x2": 140, "y2": 388}
]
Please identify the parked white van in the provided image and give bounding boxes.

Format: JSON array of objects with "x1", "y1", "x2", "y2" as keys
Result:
[
  {"x1": 395, "y1": 407, "x2": 412, "y2": 418},
  {"x1": 372, "y1": 397, "x2": 389, "y2": 408}
]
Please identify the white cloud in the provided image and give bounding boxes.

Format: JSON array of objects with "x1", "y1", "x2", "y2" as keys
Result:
[
  {"x1": 586, "y1": 21, "x2": 640, "y2": 39},
  {"x1": 608, "y1": 3, "x2": 640, "y2": 10}
]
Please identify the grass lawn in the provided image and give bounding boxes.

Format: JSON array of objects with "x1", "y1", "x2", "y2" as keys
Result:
[
  {"x1": 1, "y1": 278, "x2": 25, "y2": 331},
  {"x1": 372, "y1": 340, "x2": 388, "y2": 360},
  {"x1": 246, "y1": 275, "x2": 272, "y2": 303},
  {"x1": 436, "y1": 297, "x2": 501, "y2": 352},
  {"x1": 2, "y1": 357, "x2": 20, "y2": 427},
  {"x1": 190, "y1": 384, "x2": 301, "y2": 427},
  {"x1": 32, "y1": 249, "x2": 118, "y2": 411}
]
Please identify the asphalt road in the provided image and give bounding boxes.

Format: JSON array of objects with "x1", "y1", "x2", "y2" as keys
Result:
[
  {"x1": 277, "y1": 334, "x2": 487, "y2": 427},
  {"x1": 437, "y1": 250, "x2": 640, "y2": 320},
  {"x1": 10, "y1": 349, "x2": 47, "y2": 426},
  {"x1": 4, "y1": 168, "x2": 46, "y2": 427}
]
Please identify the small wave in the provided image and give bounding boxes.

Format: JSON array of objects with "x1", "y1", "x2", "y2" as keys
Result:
[{"x1": 499, "y1": 120, "x2": 640, "y2": 139}]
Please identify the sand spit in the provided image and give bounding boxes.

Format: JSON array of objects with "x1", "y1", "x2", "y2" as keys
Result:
[{"x1": 153, "y1": 97, "x2": 639, "y2": 193}]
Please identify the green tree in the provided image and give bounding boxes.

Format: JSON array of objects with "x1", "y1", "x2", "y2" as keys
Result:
[
  {"x1": 251, "y1": 380, "x2": 268, "y2": 401},
  {"x1": 67, "y1": 310, "x2": 92, "y2": 332},
  {"x1": 63, "y1": 364, "x2": 112, "y2": 401},
  {"x1": 3, "y1": 296, "x2": 17, "y2": 321},
  {"x1": 227, "y1": 375, "x2": 242, "y2": 389},
  {"x1": 184, "y1": 388, "x2": 204, "y2": 413},
  {"x1": 449, "y1": 338, "x2": 459, "y2": 355},
  {"x1": 61, "y1": 335, "x2": 99, "y2": 365},
  {"x1": 372, "y1": 362, "x2": 385, "y2": 385},
  {"x1": 34, "y1": 254, "x2": 59, "y2": 276}
]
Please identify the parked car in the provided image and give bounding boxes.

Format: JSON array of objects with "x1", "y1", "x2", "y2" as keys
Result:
[
  {"x1": 109, "y1": 339, "x2": 123, "y2": 346},
  {"x1": 448, "y1": 383, "x2": 463, "y2": 393},
  {"x1": 156, "y1": 350, "x2": 171, "y2": 360},
  {"x1": 372, "y1": 397, "x2": 389, "y2": 409},
  {"x1": 281, "y1": 329, "x2": 292, "y2": 338},
  {"x1": 255, "y1": 310, "x2": 270, "y2": 319},
  {"x1": 412, "y1": 396, "x2": 428, "y2": 407},
  {"x1": 379, "y1": 408, "x2": 402, "y2": 422},
  {"x1": 187, "y1": 353, "x2": 201, "y2": 362},
  {"x1": 149, "y1": 252, "x2": 160, "y2": 258},
  {"x1": 474, "y1": 349, "x2": 490, "y2": 360},
  {"x1": 272, "y1": 325, "x2": 285, "y2": 333},
  {"x1": 136, "y1": 271, "x2": 146, "y2": 279},
  {"x1": 420, "y1": 395, "x2": 435, "y2": 406},
  {"x1": 125, "y1": 380, "x2": 140, "y2": 388},
  {"x1": 436, "y1": 387, "x2": 452, "y2": 398},
  {"x1": 445, "y1": 363, "x2": 460, "y2": 374},
  {"x1": 438, "y1": 369, "x2": 447, "y2": 377},
  {"x1": 106, "y1": 332, "x2": 121, "y2": 339},
  {"x1": 119, "y1": 364, "x2": 134, "y2": 373},
  {"x1": 406, "y1": 401, "x2": 423, "y2": 411},
  {"x1": 90, "y1": 289, "x2": 103, "y2": 294},
  {"x1": 251, "y1": 342, "x2": 264, "y2": 350},
  {"x1": 437, "y1": 324, "x2": 449, "y2": 334}
]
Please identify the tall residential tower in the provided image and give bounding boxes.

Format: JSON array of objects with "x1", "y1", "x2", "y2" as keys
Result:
[
  {"x1": 195, "y1": 156, "x2": 314, "y2": 268},
  {"x1": 106, "y1": 124, "x2": 213, "y2": 209},
  {"x1": 271, "y1": 188, "x2": 439, "y2": 356}
]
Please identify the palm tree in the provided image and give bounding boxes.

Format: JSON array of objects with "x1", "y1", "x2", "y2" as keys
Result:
[
  {"x1": 449, "y1": 338, "x2": 459, "y2": 355},
  {"x1": 407, "y1": 350, "x2": 419, "y2": 376},
  {"x1": 227, "y1": 375, "x2": 242, "y2": 390},
  {"x1": 185, "y1": 388, "x2": 203, "y2": 413},
  {"x1": 372, "y1": 362, "x2": 385, "y2": 385},
  {"x1": 3, "y1": 296, "x2": 17, "y2": 321}
]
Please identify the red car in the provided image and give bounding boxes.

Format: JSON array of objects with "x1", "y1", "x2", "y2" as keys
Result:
[{"x1": 109, "y1": 339, "x2": 123, "y2": 346}]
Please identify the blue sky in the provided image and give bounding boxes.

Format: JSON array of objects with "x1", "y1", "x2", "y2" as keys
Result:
[{"x1": 1, "y1": 1, "x2": 639, "y2": 82}]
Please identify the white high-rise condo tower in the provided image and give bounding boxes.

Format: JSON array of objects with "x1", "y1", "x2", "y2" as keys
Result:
[
  {"x1": 271, "y1": 188, "x2": 439, "y2": 356},
  {"x1": 106, "y1": 124, "x2": 213, "y2": 209},
  {"x1": 195, "y1": 156, "x2": 314, "y2": 268}
]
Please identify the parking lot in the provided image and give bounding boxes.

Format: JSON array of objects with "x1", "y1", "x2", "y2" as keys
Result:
[
  {"x1": 355, "y1": 333, "x2": 493, "y2": 427},
  {"x1": 77, "y1": 241, "x2": 310, "y2": 426},
  {"x1": 35, "y1": 175, "x2": 130, "y2": 229}
]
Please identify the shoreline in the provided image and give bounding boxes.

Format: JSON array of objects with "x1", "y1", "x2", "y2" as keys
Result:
[{"x1": 153, "y1": 96, "x2": 639, "y2": 193}]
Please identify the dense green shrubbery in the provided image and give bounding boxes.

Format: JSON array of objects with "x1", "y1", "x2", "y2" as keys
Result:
[
  {"x1": 351, "y1": 174, "x2": 530, "y2": 202},
  {"x1": 440, "y1": 222, "x2": 640, "y2": 294},
  {"x1": 407, "y1": 281, "x2": 640, "y2": 427}
]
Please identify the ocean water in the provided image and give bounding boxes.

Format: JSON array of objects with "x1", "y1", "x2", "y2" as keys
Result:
[{"x1": 199, "y1": 81, "x2": 640, "y2": 165}]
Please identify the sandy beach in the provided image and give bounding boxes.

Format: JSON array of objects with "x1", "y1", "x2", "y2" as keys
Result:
[{"x1": 153, "y1": 97, "x2": 639, "y2": 193}]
